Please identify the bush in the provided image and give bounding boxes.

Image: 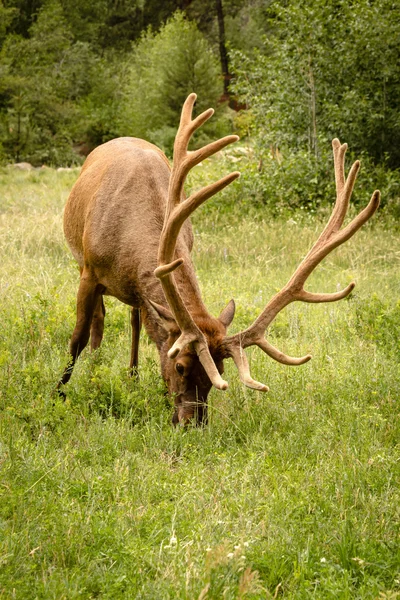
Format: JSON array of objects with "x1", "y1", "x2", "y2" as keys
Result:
[{"x1": 220, "y1": 139, "x2": 400, "y2": 216}]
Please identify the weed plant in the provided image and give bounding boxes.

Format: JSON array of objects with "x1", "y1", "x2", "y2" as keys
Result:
[{"x1": 0, "y1": 163, "x2": 399, "y2": 598}]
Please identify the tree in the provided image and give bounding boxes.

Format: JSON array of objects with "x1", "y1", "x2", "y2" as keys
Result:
[
  {"x1": 231, "y1": 0, "x2": 400, "y2": 168},
  {"x1": 119, "y1": 11, "x2": 226, "y2": 153},
  {"x1": 227, "y1": 0, "x2": 400, "y2": 212},
  {"x1": 0, "y1": 1, "x2": 108, "y2": 163},
  {"x1": 183, "y1": 0, "x2": 245, "y2": 102}
]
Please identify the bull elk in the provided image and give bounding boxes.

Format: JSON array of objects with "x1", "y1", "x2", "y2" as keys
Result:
[{"x1": 58, "y1": 93, "x2": 380, "y2": 425}]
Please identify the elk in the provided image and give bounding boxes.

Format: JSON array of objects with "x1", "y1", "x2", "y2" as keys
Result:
[{"x1": 58, "y1": 93, "x2": 380, "y2": 425}]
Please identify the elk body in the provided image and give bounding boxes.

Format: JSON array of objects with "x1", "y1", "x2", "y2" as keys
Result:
[{"x1": 58, "y1": 93, "x2": 380, "y2": 425}]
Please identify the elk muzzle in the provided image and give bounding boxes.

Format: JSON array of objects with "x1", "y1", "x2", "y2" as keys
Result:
[{"x1": 172, "y1": 392, "x2": 208, "y2": 426}]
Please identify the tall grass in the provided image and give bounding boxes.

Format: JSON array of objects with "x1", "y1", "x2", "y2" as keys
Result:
[{"x1": 0, "y1": 164, "x2": 399, "y2": 598}]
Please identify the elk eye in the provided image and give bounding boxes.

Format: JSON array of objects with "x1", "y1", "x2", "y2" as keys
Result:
[{"x1": 176, "y1": 363, "x2": 185, "y2": 376}]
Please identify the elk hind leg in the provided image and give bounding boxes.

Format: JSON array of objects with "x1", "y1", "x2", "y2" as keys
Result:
[
  {"x1": 57, "y1": 273, "x2": 101, "y2": 398},
  {"x1": 129, "y1": 307, "x2": 141, "y2": 377},
  {"x1": 90, "y1": 295, "x2": 106, "y2": 350}
]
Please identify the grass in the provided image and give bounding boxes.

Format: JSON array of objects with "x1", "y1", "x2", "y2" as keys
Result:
[{"x1": 0, "y1": 162, "x2": 399, "y2": 599}]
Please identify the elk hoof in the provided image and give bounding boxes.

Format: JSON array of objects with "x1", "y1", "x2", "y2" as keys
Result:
[
  {"x1": 57, "y1": 386, "x2": 66, "y2": 401},
  {"x1": 172, "y1": 410, "x2": 180, "y2": 426}
]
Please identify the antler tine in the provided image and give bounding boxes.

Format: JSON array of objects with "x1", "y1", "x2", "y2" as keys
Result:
[
  {"x1": 155, "y1": 93, "x2": 239, "y2": 391},
  {"x1": 319, "y1": 139, "x2": 360, "y2": 242},
  {"x1": 156, "y1": 171, "x2": 240, "y2": 277},
  {"x1": 256, "y1": 337, "x2": 311, "y2": 365},
  {"x1": 223, "y1": 139, "x2": 380, "y2": 391},
  {"x1": 168, "y1": 93, "x2": 239, "y2": 215},
  {"x1": 333, "y1": 139, "x2": 346, "y2": 190},
  {"x1": 229, "y1": 344, "x2": 269, "y2": 391},
  {"x1": 294, "y1": 187, "x2": 380, "y2": 289}
]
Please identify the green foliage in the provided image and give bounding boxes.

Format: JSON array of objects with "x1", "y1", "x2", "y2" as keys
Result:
[
  {"x1": 231, "y1": 0, "x2": 400, "y2": 166},
  {"x1": 1, "y1": 0, "x2": 177, "y2": 51},
  {"x1": 0, "y1": 6, "x2": 232, "y2": 164},
  {"x1": 57, "y1": 0, "x2": 146, "y2": 51},
  {"x1": 224, "y1": 142, "x2": 400, "y2": 215},
  {"x1": 119, "y1": 12, "x2": 228, "y2": 154},
  {"x1": 0, "y1": 0, "x2": 399, "y2": 216},
  {"x1": 356, "y1": 294, "x2": 400, "y2": 360},
  {"x1": 229, "y1": 0, "x2": 400, "y2": 212},
  {"x1": 0, "y1": 2, "x2": 84, "y2": 164},
  {"x1": 0, "y1": 2, "x2": 17, "y2": 46},
  {"x1": 0, "y1": 1, "x2": 123, "y2": 165}
]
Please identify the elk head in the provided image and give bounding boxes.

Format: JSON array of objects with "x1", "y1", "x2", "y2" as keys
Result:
[{"x1": 150, "y1": 299, "x2": 235, "y2": 424}]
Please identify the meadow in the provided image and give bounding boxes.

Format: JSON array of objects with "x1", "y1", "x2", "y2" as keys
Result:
[{"x1": 0, "y1": 160, "x2": 399, "y2": 599}]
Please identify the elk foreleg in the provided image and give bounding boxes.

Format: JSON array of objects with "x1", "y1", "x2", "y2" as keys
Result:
[
  {"x1": 129, "y1": 307, "x2": 141, "y2": 377},
  {"x1": 57, "y1": 273, "x2": 101, "y2": 398}
]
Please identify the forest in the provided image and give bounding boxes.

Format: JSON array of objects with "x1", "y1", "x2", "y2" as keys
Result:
[
  {"x1": 1, "y1": 1, "x2": 400, "y2": 598},
  {"x1": 0, "y1": 0, "x2": 399, "y2": 213}
]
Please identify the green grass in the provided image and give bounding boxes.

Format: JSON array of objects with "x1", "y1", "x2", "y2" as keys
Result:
[{"x1": 0, "y1": 163, "x2": 399, "y2": 599}]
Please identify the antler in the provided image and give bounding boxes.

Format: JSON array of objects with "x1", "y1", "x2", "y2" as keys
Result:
[
  {"x1": 154, "y1": 93, "x2": 240, "y2": 390},
  {"x1": 222, "y1": 139, "x2": 380, "y2": 391}
]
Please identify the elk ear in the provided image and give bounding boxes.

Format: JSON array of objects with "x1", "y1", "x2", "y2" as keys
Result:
[
  {"x1": 148, "y1": 300, "x2": 178, "y2": 333},
  {"x1": 218, "y1": 299, "x2": 235, "y2": 329}
]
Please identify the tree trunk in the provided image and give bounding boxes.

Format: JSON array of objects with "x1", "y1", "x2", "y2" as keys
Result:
[
  {"x1": 215, "y1": 0, "x2": 230, "y2": 100},
  {"x1": 309, "y1": 61, "x2": 318, "y2": 159}
]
